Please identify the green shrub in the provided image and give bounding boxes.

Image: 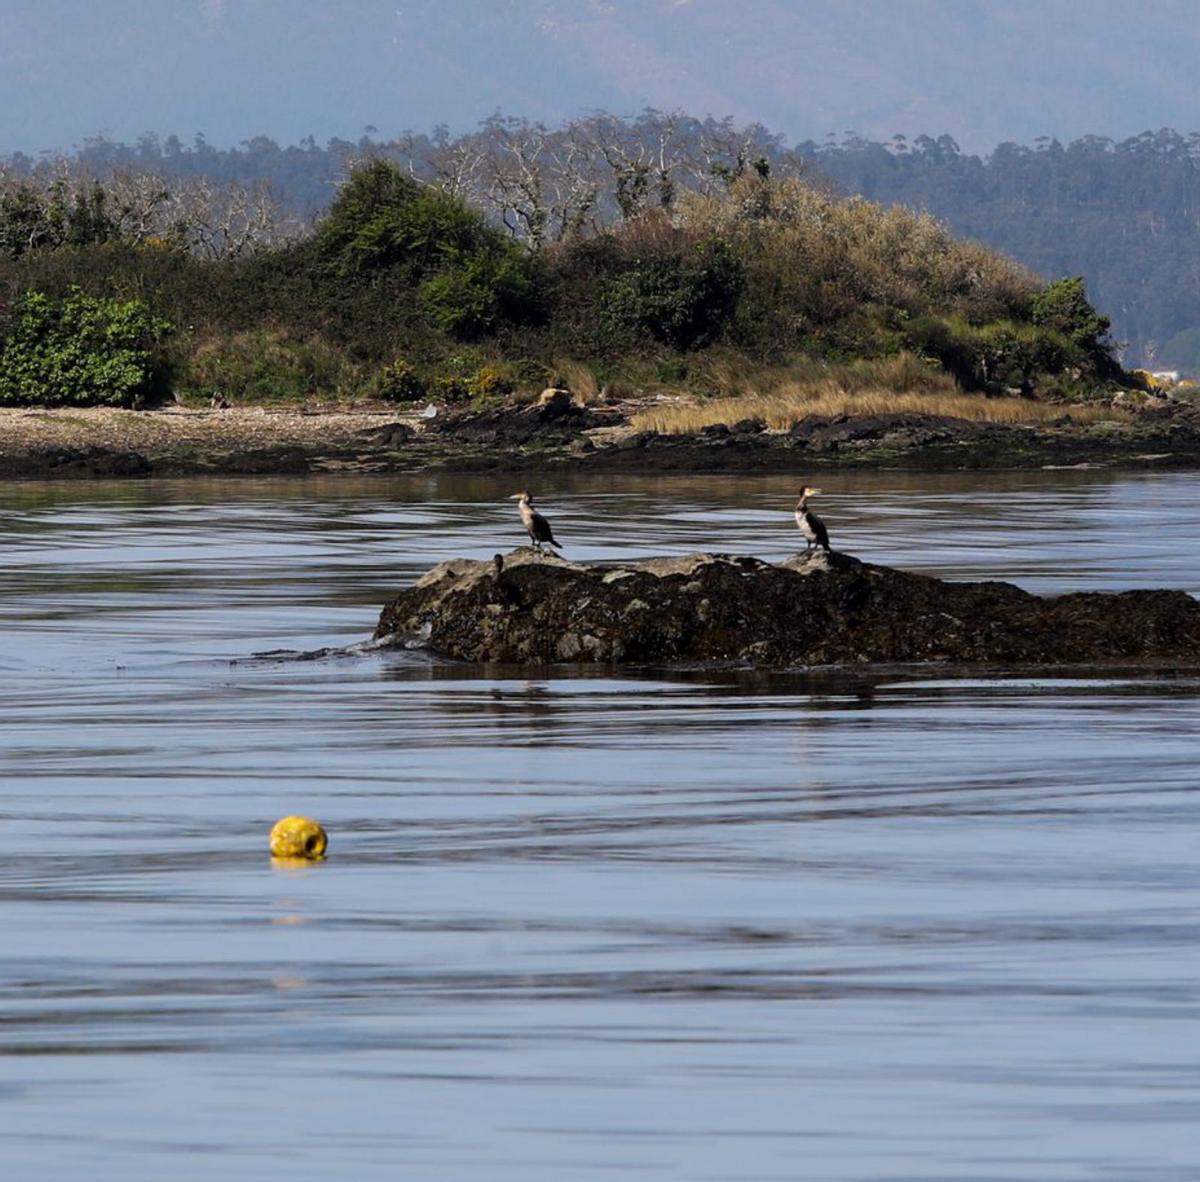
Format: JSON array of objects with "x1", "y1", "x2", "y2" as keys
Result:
[
  {"x1": 0, "y1": 287, "x2": 171, "y2": 407},
  {"x1": 509, "y1": 357, "x2": 552, "y2": 389},
  {"x1": 430, "y1": 374, "x2": 469, "y2": 403},
  {"x1": 599, "y1": 237, "x2": 743, "y2": 350},
  {"x1": 315, "y1": 161, "x2": 426, "y2": 261},
  {"x1": 655, "y1": 357, "x2": 689, "y2": 383},
  {"x1": 420, "y1": 250, "x2": 539, "y2": 339},
  {"x1": 1028, "y1": 277, "x2": 1118, "y2": 375},
  {"x1": 1037, "y1": 371, "x2": 1111, "y2": 403},
  {"x1": 329, "y1": 182, "x2": 496, "y2": 278},
  {"x1": 439, "y1": 349, "x2": 488, "y2": 377},
  {"x1": 904, "y1": 315, "x2": 1072, "y2": 391},
  {"x1": 317, "y1": 160, "x2": 539, "y2": 340},
  {"x1": 427, "y1": 353, "x2": 484, "y2": 402},
  {"x1": 0, "y1": 181, "x2": 123, "y2": 259},
  {"x1": 183, "y1": 329, "x2": 357, "y2": 402},
  {"x1": 1029, "y1": 277, "x2": 1109, "y2": 347},
  {"x1": 466, "y1": 363, "x2": 515, "y2": 406},
  {"x1": 370, "y1": 358, "x2": 426, "y2": 403}
]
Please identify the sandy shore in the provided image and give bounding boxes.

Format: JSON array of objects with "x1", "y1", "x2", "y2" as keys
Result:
[{"x1": 0, "y1": 405, "x2": 404, "y2": 453}]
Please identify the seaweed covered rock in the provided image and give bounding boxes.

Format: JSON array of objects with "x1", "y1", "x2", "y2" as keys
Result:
[{"x1": 375, "y1": 550, "x2": 1200, "y2": 668}]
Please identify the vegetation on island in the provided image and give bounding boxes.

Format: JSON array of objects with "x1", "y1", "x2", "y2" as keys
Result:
[
  {"x1": 6, "y1": 113, "x2": 1197, "y2": 367},
  {"x1": 0, "y1": 288, "x2": 171, "y2": 407},
  {"x1": 0, "y1": 121, "x2": 1131, "y2": 421},
  {"x1": 804, "y1": 129, "x2": 1200, "y2": 372}
]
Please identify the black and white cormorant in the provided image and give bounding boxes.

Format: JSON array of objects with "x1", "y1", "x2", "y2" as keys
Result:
[
  {"x1": 794, "y1": 486, "x2": 831, "y2": 552},
  {"x1": 509, "y1": 491, "x2": 563, "y2": 553}
]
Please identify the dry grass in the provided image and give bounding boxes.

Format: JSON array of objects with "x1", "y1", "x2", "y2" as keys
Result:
[
  {"x1": 675, "y1": 175, "x2": 1040, "y2": 326},
  {"x1": 683, "y1": 352, "x2": 959, "y2": 401},
  {"x1": 630, "y1": 354, "x2": 1130, "y2": 433},
  {"x1": 635, "y1": 392, "x2": 1129, "y2": 433},
  {"x1": 552, "y1": 359, "x2": 601, "y2": 403}
]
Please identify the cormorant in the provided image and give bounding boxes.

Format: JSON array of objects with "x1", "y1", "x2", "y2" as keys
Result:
[
  {"x1": 794, "y1": 486, "x2": 831, "y2": 552},
  {"x1": 509, "y1": 491, "x2": 563, "y2": 553}
]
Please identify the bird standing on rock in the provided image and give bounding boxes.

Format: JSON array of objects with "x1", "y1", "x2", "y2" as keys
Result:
[
  {"x1": 795, "y1": 486, "x2": 831, "y2": 552},
  {"x1": 510, "y1": 491, "x2": 563, "y2": 553}
]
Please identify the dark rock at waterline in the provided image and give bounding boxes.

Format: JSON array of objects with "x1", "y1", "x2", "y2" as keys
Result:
[
  {"x1": 359, "y1": 421, "x2": 416, "y2": 447},
  {"x1": 787, "y1": 412, "x2": 969, "y2": 451},
  {"x1": 731, "y1": 416, "x2": 766, "y2": 435},
  {"x1": 0, "y1": 445, "x2": 153, "y2": 479},
  {"x1": 428, "y1": 398, "x2": 598, "y2": 445},
  {"x1": 375, "y1": 549, "x2": 1200, "y2": 668},
  {"x1": 65, "y1": 446, "x2": 154, "y2": 477},
  {"x1": 697, "y1": 417, "x2": 765, "y2": 438}
]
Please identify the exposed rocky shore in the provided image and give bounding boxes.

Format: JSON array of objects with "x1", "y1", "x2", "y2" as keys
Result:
[
  {"x1": 6, "y1": 400, "x2": 1200, "y2": 479},
  {"x1": 376, "y1": 548, "x2": 1200, "y2": 669}
]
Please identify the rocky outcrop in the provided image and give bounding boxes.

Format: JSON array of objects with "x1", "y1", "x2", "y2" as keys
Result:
[
  {"x1": 426, "y1": 396, "x2": 599, "y2": 445},
  {"x1": 375, "y1": 549, "x2": 1200, "y2": 668}
]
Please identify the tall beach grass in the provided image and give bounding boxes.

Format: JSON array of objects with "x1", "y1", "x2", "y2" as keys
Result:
[{"x1": 631, "y1": 353, "x2": 1129, "y2": 433}]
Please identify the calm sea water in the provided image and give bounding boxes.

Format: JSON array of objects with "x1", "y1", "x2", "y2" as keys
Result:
[{"x1": 2, "y1": 470, "x2": 1199, "y2": 1182}]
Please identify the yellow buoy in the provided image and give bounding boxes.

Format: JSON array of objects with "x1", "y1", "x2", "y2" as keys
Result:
[{"x1": 269, "y1": 815, "x2": 328, "y2": 861}]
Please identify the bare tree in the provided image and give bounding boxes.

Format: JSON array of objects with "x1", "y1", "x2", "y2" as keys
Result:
[
  {"x1": 676, "y1": 115, "x2": 803, "y2": 195},
  {"x1": 163, "y1": 176, "x2": 298, "y2": 258},
  {"x1": 0, "y1": 111, "x2": 816, "y2": 259},
  {"x1": 104, "y1": 169, "x2": 172, "y2": 240},
  {"x1": 433, "y1": 133, "x2": 488, "y2": 197},
  {"x1": 476, "y1": 115, "x2": 553, "y2": 247},
  {"x1": 542, "y1": 119, "x2": 602, "y2": 240},
  {"x1": 474, "y1": 115, "x2": 601, "y2": 248},
  {"x1": 395, "y1": 125, "x2": 488, "y2": 196},
  {"x1": 585, "y1": 112, "x2": 654, "y2": 219}
]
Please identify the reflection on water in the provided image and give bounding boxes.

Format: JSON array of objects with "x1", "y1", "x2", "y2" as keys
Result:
[{"x1": 2, "y1": 470, "x2": 1199, "y2": 1181}]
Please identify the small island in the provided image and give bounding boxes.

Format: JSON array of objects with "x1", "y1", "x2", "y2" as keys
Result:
[
  {"x1": 4, "y1": 142, "x2": 1198, "y2": 478},
  {"x1": 376, "y1": 549, "x2": 1200, "y2": 669}
]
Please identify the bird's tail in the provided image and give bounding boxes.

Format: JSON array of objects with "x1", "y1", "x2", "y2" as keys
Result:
[{"x1": 549, "y1": 539, "x2": 563, "y2": 550}]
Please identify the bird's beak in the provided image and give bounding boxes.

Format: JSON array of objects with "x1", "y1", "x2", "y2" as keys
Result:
[
  {"x1": 809, "y1": 488, "x2": 823, "y2": 495},
  {"x1": 508, "y1": 493, "x2": 522, "y2": 499}
]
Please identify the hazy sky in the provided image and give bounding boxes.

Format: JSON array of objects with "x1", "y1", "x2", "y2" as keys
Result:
[{"x1": 4, "y1": 0, "x2": 1200, "y2": 155}]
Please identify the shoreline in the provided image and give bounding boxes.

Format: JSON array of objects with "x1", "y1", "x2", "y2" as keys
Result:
[{"x1": 2, "y1": 404, "x2": 1200, "y2": 479}]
